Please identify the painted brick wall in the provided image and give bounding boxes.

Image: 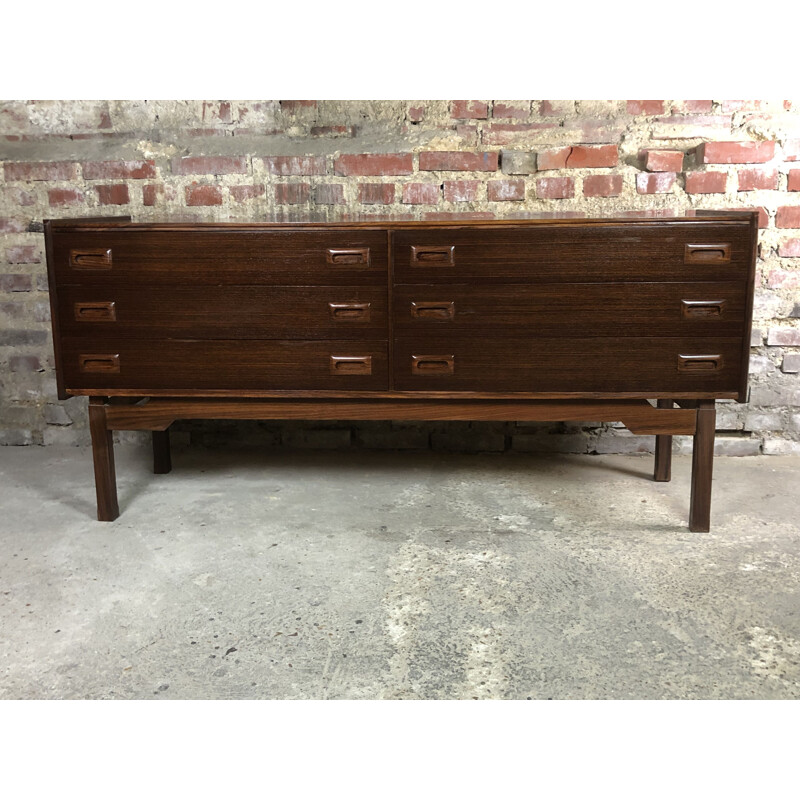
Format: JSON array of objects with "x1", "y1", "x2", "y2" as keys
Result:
[{"x1": 1, "y1": 100, "x2": 799, "y2": 454}]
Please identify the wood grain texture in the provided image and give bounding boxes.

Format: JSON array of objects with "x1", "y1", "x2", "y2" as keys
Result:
[
  {"x1": 654, "y1": 399, "x2": 674, "y2": 482},
  {"x1": 88, "y1": 398, "x2": 119, "y2": 521},
  {"x1": 690, "y1": 400, "x2": 716, "y2": 532}
]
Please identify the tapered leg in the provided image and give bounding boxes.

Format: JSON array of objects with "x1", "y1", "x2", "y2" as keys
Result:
[
  {"x1": 88, "y1": 397, "x2": 119, "y2": 522},
  {"x1": 152, "y1": 429, "x2": 172, "y2": 474},
  {"x1": 654, "y1": 399, "x2": 673, "y2": 482},
  {"x1": 689, "y1": 400, "x2": 716, "y2": 532}
]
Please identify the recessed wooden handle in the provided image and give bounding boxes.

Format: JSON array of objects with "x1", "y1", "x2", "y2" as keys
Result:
[
  {"x1": 328, "y1": 302, "x2": 371, "y2": 322},
  {"x1": 69, "y1": 248, "x2": 112, "y2": 270},
  {"x1": 684, "y1": 243, "x2": 731, "y2": 264},
  {"x1": 411, "y1": 355, "x2": 455, "y2": 374},
  {"x1": 410, "y1": 245, "x2": 455, "y2": 266},
  {"x1": 410, "y1": 301, "x2": 455, "y2": 320},
  {"x1": 681, "y1": 300, "x2": 726, "y2": 318},
  {"x1": 326, "y1": 248, "x2": 370, "y2": 267},
  {"x1": 330, "y1": 355, "x2": 373, "y2": 375},
  {"x1": 79, "y1": 353, "x2": 120, "y2": 373},
  {"x1": 677, "y1": 354, "x2": 722, "y2": 372},
  {"x1": 74, "y1": 301, "x2": 117, "y2": 322}
]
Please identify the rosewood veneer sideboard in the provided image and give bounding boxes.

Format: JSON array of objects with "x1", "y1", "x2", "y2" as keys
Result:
[{"x1": 43, "y1": 212, "x2": 759, "y2": 531}]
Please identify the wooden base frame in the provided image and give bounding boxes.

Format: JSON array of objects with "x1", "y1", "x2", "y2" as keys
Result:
[{"x1": 87, "y1": 396, "x2": 715, "y2": 531}]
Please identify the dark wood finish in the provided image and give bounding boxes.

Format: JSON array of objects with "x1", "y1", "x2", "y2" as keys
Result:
[
  {"x1": 69, "y1": 247, "x2": 112, "y2": 270},
  {"x1": 684, "y1": 243, "x2": 731, "y2": 264},
  {"x1": 152, "y1": 429, "x2": 171, "y2": 474},
  {"x1": 654, "y1": 399, "x2": 674, "y2": 482},
  {"x1": 74, "y1": 300, "x2": 117, "y2": 322},
  {"x1": 88, "y1": 398, "x2": 119, "y2": 522},
  {"x1": 689, "y1": 400, "x2": 716, "y2": 532},
  {"x1": 79, "y1": 353, "x2": 120, "y2": 374}
]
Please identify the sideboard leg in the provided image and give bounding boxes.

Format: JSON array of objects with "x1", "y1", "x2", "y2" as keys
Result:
[
  {"x1": 654, "y1": 399, "x2": 674, "y2": 482},
  {"x1": 152, "y1": 429, "x2": 172, "y2": 474},
  {"x1": 88, "y1": 397, "x2": 119, "y2": 522},
  {"x1": 689, "y1": 401, "x2": 716, "y2": 532}
]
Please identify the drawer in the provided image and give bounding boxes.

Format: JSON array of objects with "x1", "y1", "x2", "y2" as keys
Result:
[
  {"x1": 58, "y1": 285, "x2": 388, "y2": 340},
  {"x1": 393, "y1": 221, "x2": 752, "y2": 283},
  {"x1": 61, "y1": 339, "x2": 389, "y2": 391},
  {"x1": 393, "y1": 283, "x2": 747, "y2": 338},
  {"x1": 51, "y1": 229, "x2": 388, "y2": 286},
  {"x1": 393, "y1": 336, "x2": 743, "y2": 393}
]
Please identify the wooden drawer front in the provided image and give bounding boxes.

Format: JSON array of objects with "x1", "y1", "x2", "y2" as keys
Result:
[
  {"x1": 59, "y1": 286, "x2": 388, "y2": 340},
  {"x1": 61, "y1": 339, "x2": 388, "y2": 391},
  {"x1": 393, "y1": 222, "x2": 752, "y2": 283},
  {"x1": 394, "y1": 283, "x2": 747, "y2": 337},
  {"x1": 393, "y1": 336, "x2": 743, "y2": 393},
  {"x1": 51, "y1": 229, "x2": 388, "y2": 285}
]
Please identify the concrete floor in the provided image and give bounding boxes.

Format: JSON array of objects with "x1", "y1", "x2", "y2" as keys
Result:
[{"x1": 1, "y1": 444, "x2": 799, "y2": 700}]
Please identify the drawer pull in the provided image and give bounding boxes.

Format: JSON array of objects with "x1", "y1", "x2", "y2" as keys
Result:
[
  {"x1": 684, "y1": 243, "x2": 731, "y2": 265},
  {"x1": 678, "y1": 354, "x2": 722, "y2": 372},
  {"x1": 410, "y1": 301, "x2": 455, "y2": 320},
  {"x1": 69, "y1": 248, "x2": 112, "y2": 270},
  {"x1": 74, "y1": 301, "x2": 117, "y2": 322},
  {"x1": 681, "y1": 300, "x2": 726, "y2": 318},
  {"x1": 328, "y1": 302, "x2": 371, "y2": 322},
  {"x1": 326, "y1": 248, "x2": 370, "y2": 267},
  {"x1": 330, "y1": 355, "x2": 373, "y2": 375},
  {"x1": 410, "y1": 245, "x2": 455, "y2": 266},
  {"x1": 411, "y1": 355, "x2": 455, "y2": 374},
  {"x1": 79, "y1": 353, "x2": 120, "y2": 373}
]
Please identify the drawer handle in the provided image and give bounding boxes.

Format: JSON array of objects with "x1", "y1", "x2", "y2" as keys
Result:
[
  {"x1": 69, "y1": 248, "x2": 112, "y2": 270},
  {"x1": 681, "y1": 300, "x2": 726, "y2": 318},
  {"x1": 411, "y1": 355, "x2": 455, "y2": 374},
  {"x1": 678, "y1": 354, "x2": 722, "y2": 372},
  {"x1": 330, "y1": 355, "x2": 373, "y2": 375},
  {"x1": 326, "y1": 248, "x2": 370, "y2": 267},
  {"x1": 74, "y1": 301, "x2": 117, "y2": 322},
  {"x1": 328, "y1": 302, "x2": 371, "y2": 322},
  {"x1": 410, "y1": 245, "x2": 455, "y2": 266},
  {"x1": 410, "y1": 301, "x2": 455, "y2": 320},
  {"x1": 684, "y1": 243, "x2": 731, "y2": 265},
  {"x1": 79, "y1": 353, "x2": 120, "y2": 373}
]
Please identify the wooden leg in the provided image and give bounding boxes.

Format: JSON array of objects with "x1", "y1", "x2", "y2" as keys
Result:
[
  {"x1": 654, "y1": 399, "x2": 674, "y2": 482},
  {"x1": 689, "y1": 400, "x2": 716, "y2": 532},
  {"x1": 88, "y1": 397, "x2": 119, "y2": 522},
  {"x1": 152, "y1": 429, "x2": 172, "y2": 474}
]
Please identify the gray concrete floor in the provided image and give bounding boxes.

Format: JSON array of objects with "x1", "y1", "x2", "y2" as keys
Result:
[{"x1": 1, "y1": 444, "x2": 799, "y2": 700}]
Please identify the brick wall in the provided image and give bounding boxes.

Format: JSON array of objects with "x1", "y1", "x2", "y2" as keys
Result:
[{"x1": 1, "y1": 99, "x2": 799, "y2": 454}]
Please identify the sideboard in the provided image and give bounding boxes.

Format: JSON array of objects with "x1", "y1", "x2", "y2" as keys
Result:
[{"x1": 43, "y1": 212, "x2": 759, "y2": 530}]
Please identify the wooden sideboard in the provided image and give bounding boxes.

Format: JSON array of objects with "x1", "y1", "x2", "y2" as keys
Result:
[{"x1": 44, "y1": 212, "x2": 759, "y2": 530}]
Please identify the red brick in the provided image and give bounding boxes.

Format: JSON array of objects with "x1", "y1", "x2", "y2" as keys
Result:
[
  {"x1": 482, "y1": 123, "x2": 559, "y2": 146},
  {"x1": 408, "y1": 105, "x2": 425, "y2": 123},
  {"x1": 172, "y1": 156, "x2": 248, "y2": 175},
  {"x1": 621, "y1": 209, "x2": 678, "y2": 218},
  {"x1": 451, "y1": 101, "x2": 488, "y2": 119},
  {"x1": 422, "y1": 212, "x2": 495, "y2": 221},
  {"x1": 540, "y1": 101, "x2": 574, "y2": 116},
  {"x1": 334, "y1": 154, "x2": 413, "y2": 176},
  {"x1": 672, "y1": 100, "x2": 713, "y2": 113},
  {"x1": 0, "y1": 274, "x2": 32, "y2": 292},
  {"x1": 538, "y1": 145, "x2": 618, "y2": 170},
  {"x1": 487, "y1": 179, "x2": 525, "y2": 201},
  {"x1": 685, "y1": 171, "x2": 726, "y2": 194},
  {"x1": 696, "y1": 141, "x2": 775, "y2": 165},
  {"x1": 188, "y1": 128, "x2": 226, "y2": 137},
  {"x1": 766, "y1": 269, "x2": 800, "y2": 289},
  {"x1": 96, "y1": 184, "x2": 129, "y2": 205},
  {"x1": 82, "y1": 160, "x2": 156, "y2": 179},
  {"x1": 314, "y1": 184, "x2": 345, "y2": 205},
  {"x1": 0, "y1": 218, "x2": 26, "y2": 233},
  {"x1": 48, "y1": 187, "x2": 84, "y2": 206},
  {"x1": 185, "y1": 184, "x2": 223, "y2": 206},
  {"x1": 784, "y1": 140, "x2": 800, "y2": 162},
  {"x1": 788, "y1": 170, "x2": 800, "y2": 192},
  {"x1": 492, "y1": 102, "x2": 529, "y2": 119},
  {"x1": 443, "y1": 180, "x2": 480, "y2": 203},
  {"x1": 281, "y1": 100, "x2": 317, "y2": 112},
  {"x1": 229, "y1": 184, "x2": 265, "y2": 202},
  {"x1": 582, "y1": 174, "x2": 623, "y2": 197},
  {"x1": 535, "y1": 177, "x2": 575, "y2": 199},
  {"x1": 419, "y1": 151, "x2": 498, "y2": 172},
  {"x1": 767, "y1": 328, "x2": 800, "y2": 346},
  {"x1": 636, "y1": 173, "x2": 676, "y2": 194},
  {"x1": 777, "y1": 206, "x2": 800, "y2": 228},
  {"x1": 778, "y1": 238, "x2": 800, "y2": 257},
  {"x1": 6, "y1": 245, "x2": 40, "y2": 264},
  {"x1": 275, "y1": 183, "x2": 310, "y2": 204},
  {"x1": 4, "y1": 161, "x2": 80, "y2": 181},
  {"x1": 9, "y1": 355, "x2": 42, "y2": 372},
  {"x1": 261, "y1": 156, "x2": 326, "y2": 176},
  {"x1": 218, "y1": 102, "x2": 231, "y2": 123},
  {"x1": 309, "y1": 126, "x2": 356, "y2": 137},
  {"x1": 641, "y1": 150, "x2": 684, "y2": 172},
  {"x1": 3, "y1": 188, "x2": 35, "y2": 206},
  {"x1": 735, "y1": 168, "x2": 778, "y2": 191},
  {"x1": 627, "y1": 100, "x2": 665, "y2": 115},
  {"x1": 719, "y1": 206, "x2": 769, "y2": 228},
  {"x1": 402, "y1": 183, "x2": 441, "y2": 205},
  {"x1": 358, "y1": 184, "x2": 395, "y2": 204}
]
